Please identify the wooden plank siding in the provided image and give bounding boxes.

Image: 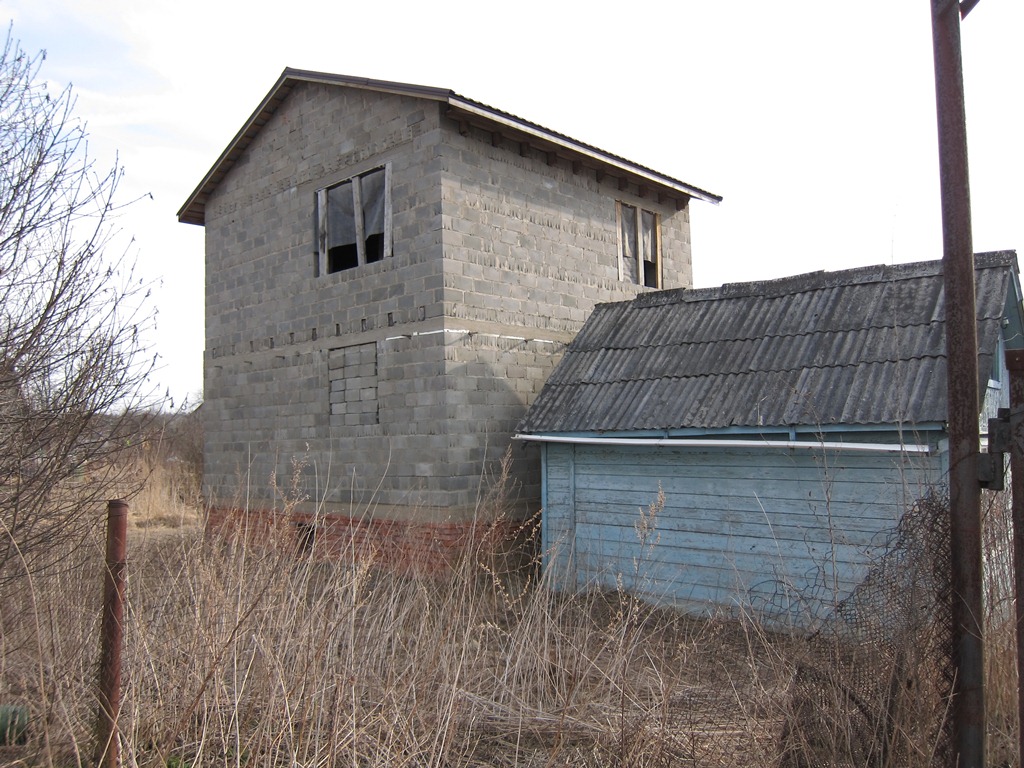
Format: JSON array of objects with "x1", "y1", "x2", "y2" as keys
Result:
[{"x1": 541, "y1": 441, "x2": 945, "y2": 626}]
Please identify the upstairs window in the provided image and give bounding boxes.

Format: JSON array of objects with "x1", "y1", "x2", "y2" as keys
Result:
[
  {"x1": 316, "y1": 165, "x2": 391, "y2": 275},
  {"x1": 989, "y1": 330, "x2": 1005, "y2": 388},
  {"x1": 617, "y1": 202, "x2": 661, "y2": 288}
]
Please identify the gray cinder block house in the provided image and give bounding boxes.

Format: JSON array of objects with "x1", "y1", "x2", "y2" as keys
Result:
[
  {"x1": 517, "y1": 252, "x2": 1023, "y2": 624},
  {"x1": 177, "y1": 69, "x2": 720, "y2": 558}
]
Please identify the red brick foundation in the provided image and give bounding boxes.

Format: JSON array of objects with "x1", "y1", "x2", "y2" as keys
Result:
[{"x1": 204, "y1": 506, "x2": 536, "y2": 575}]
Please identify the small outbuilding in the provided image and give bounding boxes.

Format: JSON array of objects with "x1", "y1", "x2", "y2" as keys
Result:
[{"x1": 516, "y1": 251, "x2": 1023, "y2": 625}]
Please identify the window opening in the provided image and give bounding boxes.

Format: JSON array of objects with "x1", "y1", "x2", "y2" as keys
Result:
[
  {"x1": 641, "y1": 209, "x2": 658, "y2": 288},
  {"x1": 617, "y1": 202, "x2": 661, "y2": 288},
  {"x1": 990, "y1": 330, "x2": 1005, "y2": 387},
  {"x1": 316, "y1": 166, "x2": 391, "y2": 275},
  {"x1": 619, "y1": 204, "x2": 638, "y2": 284}
]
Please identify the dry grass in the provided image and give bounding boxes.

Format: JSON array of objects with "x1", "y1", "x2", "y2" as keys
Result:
[
  {"x1": 0, "y1": 529, "x2": 794, "y2": 767},
  {"x1": 0, "y1": 461, "x2": 1019, "y2": 767}
]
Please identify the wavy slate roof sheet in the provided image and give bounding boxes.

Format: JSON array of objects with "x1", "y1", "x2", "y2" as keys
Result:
[{"x1": 519, "y1": 252, "x2": 1021, "y2": 434}]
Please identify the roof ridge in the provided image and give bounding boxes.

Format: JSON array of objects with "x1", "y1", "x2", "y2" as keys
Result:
[{"x1": 631, "y1": 251, "x2": 1017, "y2": 309}]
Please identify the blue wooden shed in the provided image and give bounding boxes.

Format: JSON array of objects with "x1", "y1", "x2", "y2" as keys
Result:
[{"x1": 516, "y1": 252, "x2": 1023, "y2": 625}]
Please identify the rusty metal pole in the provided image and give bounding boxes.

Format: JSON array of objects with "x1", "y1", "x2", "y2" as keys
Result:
[
  {"x1": 1006, "y1": 350, "x2": 1024, "y2": 766},
  {"x1": 95, "y1": 499, "x2": 128, "y2": 768},
  {"x1": 930, "y1": 1, "x2": 985, "y2": 765}
]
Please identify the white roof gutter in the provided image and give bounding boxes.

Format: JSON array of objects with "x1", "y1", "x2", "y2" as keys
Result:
[{"x1": 513, "y1": 434, "x2": 931, "y2": 454}]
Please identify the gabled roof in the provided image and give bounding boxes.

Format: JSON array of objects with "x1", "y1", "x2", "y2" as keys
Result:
[
  {"x1": 178, "y1": 69, "x2": 722, "y2": 226},
  {"x1": 518, "y1": 251, "x2": 1023, "y2": 435}
]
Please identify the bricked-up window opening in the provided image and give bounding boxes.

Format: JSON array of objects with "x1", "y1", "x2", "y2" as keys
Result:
[
  {"x1": 616, "y1": 202, "x2": 661, "y2": 288},
  {"x1": 315, "y1": 165, "x2": 391, "y2": 276},
  {"x1": 328, "y1": 343, "x2": 379, "y2": 427}
]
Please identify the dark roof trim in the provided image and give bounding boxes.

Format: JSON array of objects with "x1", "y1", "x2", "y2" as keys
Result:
[
  {"x1": 177, "y1": 68, "x2": 721, "y2": 226},
  {"x1": 445, "y1": 95, "x2": 722, "y2": 206},
  {"x1": 178, "y1": 69, "x2": 453, "y2": 226}
]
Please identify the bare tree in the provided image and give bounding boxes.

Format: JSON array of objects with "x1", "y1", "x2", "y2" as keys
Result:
[{"x1": 0, "y1": 28, "x2": 159, "y2": 581}]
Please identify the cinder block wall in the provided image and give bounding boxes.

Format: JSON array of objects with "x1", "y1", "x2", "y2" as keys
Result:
[
  {"x1": 203, "y1": 82, "x2": 451, "y2": 514},
  {"x1": 434, "y1": 116, "x2": 693, "y2": 512},
  {"x1": 202, "y1": 85, "x2": 694, "y2": 523}
]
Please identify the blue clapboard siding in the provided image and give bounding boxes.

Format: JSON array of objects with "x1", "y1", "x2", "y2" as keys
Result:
[{"x1": 541, "y1": 441, "x2": 945, "y2": 625}]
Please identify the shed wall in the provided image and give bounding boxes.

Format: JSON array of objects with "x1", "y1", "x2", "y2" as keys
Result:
[{"x1": 542, "y1": 441, "x2": 945, "y2": 625}]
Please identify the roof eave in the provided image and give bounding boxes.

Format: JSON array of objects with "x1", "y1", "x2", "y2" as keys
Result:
[
  {"x1": 177, "y1": 69, "x2": 298, "y2": 226},
  {"x1": 177, "y1": 69, "x2": 454, "y2": 226},
  {"x1": 446, "y1": 96, "x2": 723, "y2": 206},
  {"x1": 178, "y1": 69, "x2": 722, "y2": 226}
]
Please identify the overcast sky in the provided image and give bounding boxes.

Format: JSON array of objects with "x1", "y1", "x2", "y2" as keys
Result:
[{"x1": 4, "y1": 0, "x2": 1022, "y2": 406}]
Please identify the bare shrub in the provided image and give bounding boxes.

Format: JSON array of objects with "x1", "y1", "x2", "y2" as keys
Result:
[
  {"x1": 981, "y1": 488, "x2": 1019, "y2": 767},
  {"x1": 0, "y1": 27, "x2": 159, "y2": 583}
]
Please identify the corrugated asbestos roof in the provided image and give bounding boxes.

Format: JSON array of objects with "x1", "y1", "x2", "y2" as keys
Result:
[
  {"x1": 177, "y1": 69, "x2": 721, "y2": 226},
  {"x1": 518, "y1": 252, "x2": 1023, "y2": 434}
]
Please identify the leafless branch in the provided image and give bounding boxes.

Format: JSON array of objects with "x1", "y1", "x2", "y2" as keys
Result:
[{"x1": 0, "y1": 26, "x2": 162, "y2": 582}]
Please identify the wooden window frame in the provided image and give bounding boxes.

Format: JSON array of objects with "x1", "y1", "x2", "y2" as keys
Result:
[
  {"x1": 616, "y1": 201, "x2": 662, "y2": 288},
  {"x1": 315, "y1": 164, "x2": 393, "y2": 276},
  {"x1": 989, "y1": 331, "x2": 1005, "y2": 388}
]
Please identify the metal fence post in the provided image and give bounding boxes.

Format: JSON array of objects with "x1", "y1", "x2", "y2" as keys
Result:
[{"x1": 95, "y1": 499, "x2": 127, "y2": 768}]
